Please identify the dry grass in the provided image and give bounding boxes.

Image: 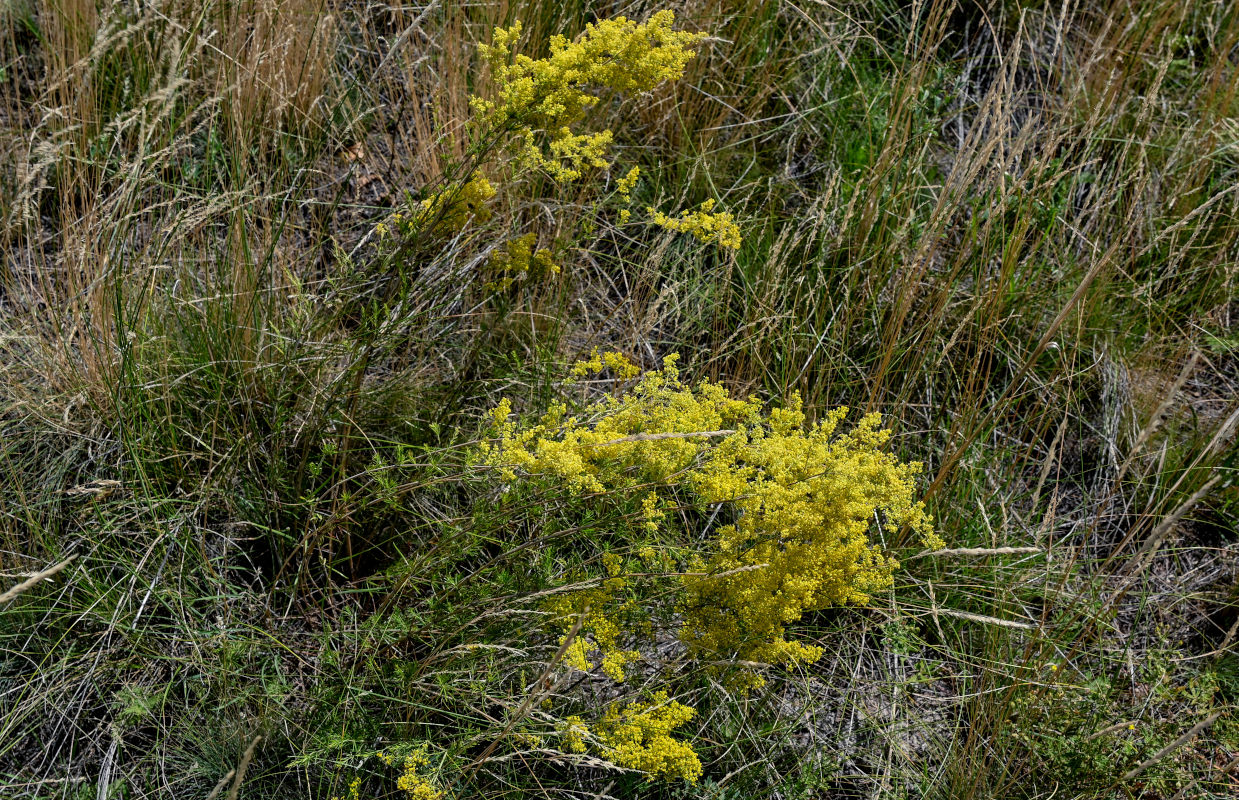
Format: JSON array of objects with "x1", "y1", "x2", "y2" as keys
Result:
[{"x1": 215, "y1": 0, "x2": 336, "y2": 147}]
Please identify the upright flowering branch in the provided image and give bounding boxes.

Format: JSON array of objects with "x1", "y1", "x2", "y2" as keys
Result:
[
  {"x1": 378, "y1": 11, "x2": 742, "y2": 260},
  {"x1": 472, "y1": 12, "x2": 703, "y2": 181}
]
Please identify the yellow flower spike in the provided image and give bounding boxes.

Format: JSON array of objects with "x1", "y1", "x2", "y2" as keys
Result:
[
  {"x1": 602, "y1": 552, "x2": 624, "y2": 577},
  {"x1": 640, "y1": 492, "x2": 665, "y2": 534},
  {"x1": 617, "y1": 166, "x2": 641, "y2": 201}
]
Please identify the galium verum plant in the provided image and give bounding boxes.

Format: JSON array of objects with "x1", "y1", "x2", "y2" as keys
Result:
[{"x1": 377, "y1": 12, "x2": 939, "y2": 787}]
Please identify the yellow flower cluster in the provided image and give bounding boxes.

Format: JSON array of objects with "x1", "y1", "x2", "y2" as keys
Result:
[
  {"x1": 616, "y1": 166, "x2": 641, "y2": 222},
  {"x1": 558, "y1": 693, "x2": 700, "y2": 782},
  {"x1": 474, "y1": 12, "x2": 703, "y2": 181},
  {"x1": 394, "y1": 748, "x2": 446, "y2": 800},
  {"x1": 596, "y1": 692, "x2": 702, "y2": 783},
  {"x1": 650, "y1": 199, "x2": 742, "y2": 250},
  {"x1": 617, "y1": 166, "x2": 641, "y2": 200},
  {"x1": 562, "y1": 715, "x2": 590, "y2": 753},
  {"x1": 374, "y1": 12, "x2": 742, "y2": 276},
  {"x1": 485, "y1": 353, "x2": 755, "y2": 493},
  {"x1": 486, "y1": 232, "x2": 559, "y2": 290},
  {"x1": 485, "y1": 355, "x2": 939, "y2": 679},
  {"x1": 544, "y1": 553, "x2": 642, "y2": 682},
  {"x1": 332, "y1": 776, "x2": 363, "y2": 800},
  {"x1": 415, "y1": 175, "x2": 496, "y2": 236},
  {"x1": 569, "y1": 347, "x2": 641, "y2": 380},
  {"x1": 640, "y1": 491, "x2": 665, "y2": 534},
  {"x1": 681, "y1": 404, "x2": 940, "y2": 677}
]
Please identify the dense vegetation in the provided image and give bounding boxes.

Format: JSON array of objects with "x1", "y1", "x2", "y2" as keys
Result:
[{"x1": 1, "y1": 1, "x2": 1237, "y2": 798}]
